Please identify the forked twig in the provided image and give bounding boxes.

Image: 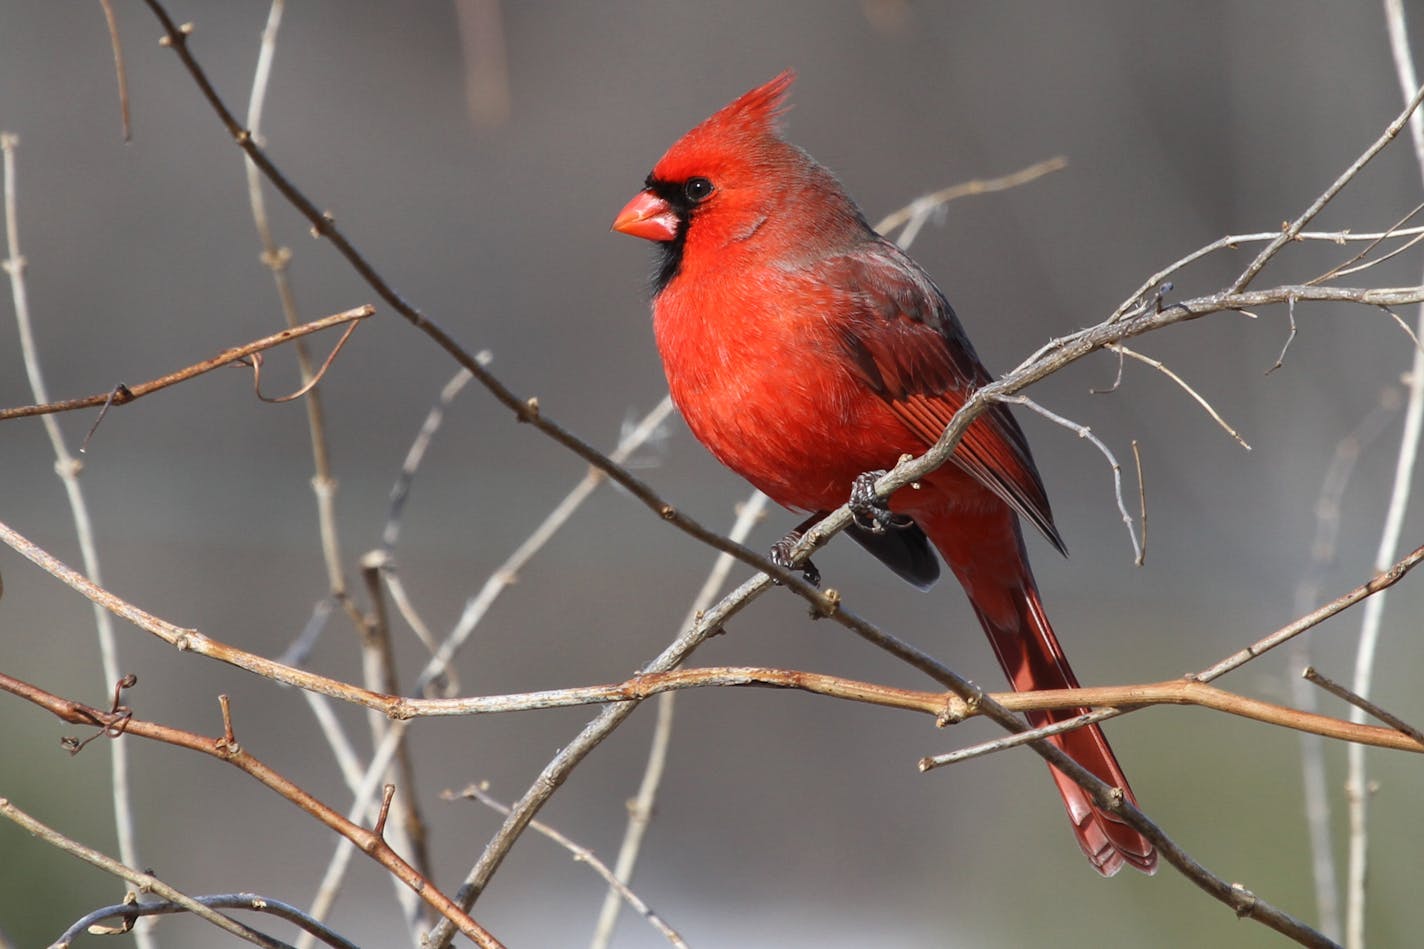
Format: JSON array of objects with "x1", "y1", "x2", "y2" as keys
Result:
[
  {"x1": 1105, "y1": 343, "x2": 1251, "y2": 449},
  {"x1": 449, "y1": 784, "x2": 688, "y2": 949},
  {"x1": 998, "y1": 394, "x2": 1141, "y2": 562}
]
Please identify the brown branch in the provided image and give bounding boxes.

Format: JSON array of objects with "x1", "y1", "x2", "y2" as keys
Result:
[
  {"x1": 1303, "y1": 666, "x2": 1424, "y2": 746},
  {"x1": 96, "y1": 0, "x2": 131, "y2": 141},
  {"x1": 6, "y1": 510, "x2": 1418, "y2": 743},
  {"x1": 0, "y1": 671, "x2": 504, "y2": 949},
  {"x1": 1198, "y1": 542, "x2": 1424, "y2": 681},
  {"x1": 130, "y1": 9, "x2": 1420, "y2": 945},
  {"x1": 0, "y1": 306, "x2": 373, "y2": 421}
]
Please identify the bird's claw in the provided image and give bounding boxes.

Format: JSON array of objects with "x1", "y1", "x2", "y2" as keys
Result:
[
  {"x1": 850, "y1": 470, "x2": 913, "y2": 534},
  {"x1": 769, "y1": 534, "x2": 821, "y2": 587}
]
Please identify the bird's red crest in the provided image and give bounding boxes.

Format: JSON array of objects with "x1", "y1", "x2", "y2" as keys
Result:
[
  {"x1": 652, "y1": 71, "x2": 797, "y2": 180},
  {"x1": 703, "y1": 70, "x2": 795, "y2": 139}
]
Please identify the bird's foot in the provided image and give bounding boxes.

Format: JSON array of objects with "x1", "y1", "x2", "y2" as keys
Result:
[
  {"x1": 769, "y1": 515, "x2": 822, "y2": 587},
  {"x1": 850, "y1": 470, "x2": 914, "y2": 534}
]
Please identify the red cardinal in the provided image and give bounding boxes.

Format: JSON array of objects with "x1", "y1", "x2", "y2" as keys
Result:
[{"x1": 613, "y1": 71, "x2": 1156, "y2": 876}]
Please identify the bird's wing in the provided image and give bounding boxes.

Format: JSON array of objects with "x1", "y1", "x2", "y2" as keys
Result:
[{"x1": 818, "y1": 239, "x2": 1065, "y2": 554}]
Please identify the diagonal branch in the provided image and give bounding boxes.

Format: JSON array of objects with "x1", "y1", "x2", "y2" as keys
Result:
[{"x1": 0, "y1": 671, "x2": 505, "y2": 949}]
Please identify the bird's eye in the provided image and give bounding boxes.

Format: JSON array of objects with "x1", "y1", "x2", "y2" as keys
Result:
[{"x1": 683, "y1": 177, "x2": 715, "y2": 202}]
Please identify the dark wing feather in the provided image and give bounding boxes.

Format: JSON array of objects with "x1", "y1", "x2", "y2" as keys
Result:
[{"x1": 827, "y1": 239, "x2": 1066, "y2": 555}]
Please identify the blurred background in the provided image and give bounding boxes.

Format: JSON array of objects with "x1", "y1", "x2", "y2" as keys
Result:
[{"x1": 2, "y1": 2, "x2": 1423, "y2": 946}]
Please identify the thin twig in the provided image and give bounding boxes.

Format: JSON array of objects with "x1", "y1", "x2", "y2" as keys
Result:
[
  {"x1": 1, "y1": 132, "x2": 155, "y2": 949},
  {"x1": 353, "y1": 560, "x2": 426, "y2": 933},
  {"x1": 1309, "y1": 198, "x2": 1424, "y2": 285},
  {"x1": 877, "y1": 156, "x2": 1070, "y2": 235},
  {"x1": 1289, "y1": 386, "x2": 1400, "y2": 940},
  {"x1": 432, "y1": 497, "x2": 769, "y2": 949},
  {"x1": 0, "y1": 673, "x2": 504, "y2": 949},
  {"x1": 241, "y1": 0, "x2": 360, "y2": 632},
  {"x1": 1348, "y1": 11, "x2": 1424, "y2": 948},
  {"x1": 998, "y1": 394, "x2": 1141, "y2": 562},
  {"x1": 1105, "y1": 343, "x2": 1251, "y2": 449},
  {"x1": 1230, "y1": 81, "x2": 1424, "y2": 293},
  {"x1": 1267, "y1": 293, "x2": 1298, "y2": 374},
  {"x1": 56, "y1": 893, "x2": 360, "y2": 949},
  {"x1": 1131, "y1": 439, "x2": 1147, "y2": 566},
  {"x1": 1304, "y1": 667, "x2": 1424, "y2": 745},
  {"x1": 449, "y1": 784, "x2": 689, "y2": 949},
  {"x1": 0, "y1": 798, "x2": 287, "y2": 948},
  {"x1": 934, "y1": 543, "x2": 1424, "y2": 767},
  {"x1": 590, "y1": 492, "x2": 768, "y2": 949},
  {"x1": 96, "y1": 0, "x2": 131, "y2": 141},
  {"x1": 409, "y1": 395, "x2": 678, "y2": 694},
  {"x1": 0, "y1": 306, "x2": 374, "y2": 421},
  {"x1": 245, "y1": 318, "x2": 361, "y2": 402},
  {"x1": 874, "y1": 156, "x2": 1068, "y2": 243}
]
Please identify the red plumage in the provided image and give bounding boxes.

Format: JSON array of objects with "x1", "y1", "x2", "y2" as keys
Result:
[{"x1": 614, "y1": 71, "x2": 1155, "y2": 876}]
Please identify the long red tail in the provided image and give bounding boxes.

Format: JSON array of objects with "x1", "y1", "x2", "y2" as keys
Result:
[{"x1": 922, "y1": 507, "x2": 1157, "y2": 876}]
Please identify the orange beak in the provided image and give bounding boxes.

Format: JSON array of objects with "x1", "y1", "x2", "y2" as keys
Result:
[{"x1": 611, "y1": 189, "x2": 680, "y2": 242}]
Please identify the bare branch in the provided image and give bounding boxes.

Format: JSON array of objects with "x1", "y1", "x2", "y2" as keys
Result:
[
  {"x1": 448, "y1": 784, "x2": 689, "y2": 949},
  {"x1": 0, "y1": 798, "x2": 287, "y2": 948},
  {"x1": 874, "y1": 156, "x2": 1068, "y2": 243},
  {"x1": 1105, "y1": 343, "x2": 1251, "y2": 449},
  {"x1": 0, "y1": 672, "x2": 505, "y2": 949},
  {"x1": 95, "y1": 0, "x2": 131, "y2": 141},
  {"x1": 1347, "y1": 14, "x2": 1424, "y2": 945},
  {"x1": 57, "y1": 893, "x2": 359, "y2": 949},
  {"x1": 2, "y1": 129, "x2": 154, "y2": 949},
  {"x1": 0, "y1": 306, "x2": 375, "y2": 422},
  {"x1": 591, "y1": 491, "x2": 768, "y2": 949},
  {"x1": 998, "y1": 394, "x2": 1141, "y2": 562},
  {"x1": 1304, "y1": 666, "x2": 1424, "y2": 746},
  {"x1": 1230, "y1": 81, "x2": 1424, "y2": 293}
]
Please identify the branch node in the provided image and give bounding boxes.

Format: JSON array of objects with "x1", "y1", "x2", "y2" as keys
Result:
[
  {"x1": 1230, "y1": 882, "x2": 1259, "y2": 918},
  {"x1": 373, "y1": 784, "x2": 396, "y2": 840},
  {"x1": 935, "y1": 695, "x2": 968, "y2": 727},
  {"x1": 214, "y1": 694, "x2": 240, "y2": 757},
  {"x1": 811, "y1": 588, "x2": 841, "y2": 618}
]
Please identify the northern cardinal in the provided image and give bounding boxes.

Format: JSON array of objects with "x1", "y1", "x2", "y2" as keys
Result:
[{"x1": 613, "y1": 71, "x2": 1156, "y2": 876}]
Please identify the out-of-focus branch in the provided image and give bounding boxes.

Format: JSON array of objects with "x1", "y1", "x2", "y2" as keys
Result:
[
  {"x1": 590, "y1": 491, "x2": 768, "y2": 949},
  {"x1": 0, "y1": 798, "x2": 287, "y2": 948},
  {"x1": 57, "y1": 893, "x2": 360, "y2": 949},
  {"x1": 448, "y1": 784, "x2": 688, "y2": 949},
  {"x1": 1346, "y1": 8, "x2": 1424, "y2": 949},
  {"x1": 1289, "y1": 387, "x2": 1399, "y2": 941},
  {"x1": 2, "y1": 131, "x2": 155, "y2": 949},
  {"x1": 241, "y1": 0, "x2": 362, "y2": 636}
]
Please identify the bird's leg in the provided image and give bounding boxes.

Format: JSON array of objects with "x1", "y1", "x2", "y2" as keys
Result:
[
  {"x1": 769, "y1": 512, "x2": 823, "y2": 587},
  {"x1": 850, "y1": 470, "x2": 914, "y2": 534}
]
